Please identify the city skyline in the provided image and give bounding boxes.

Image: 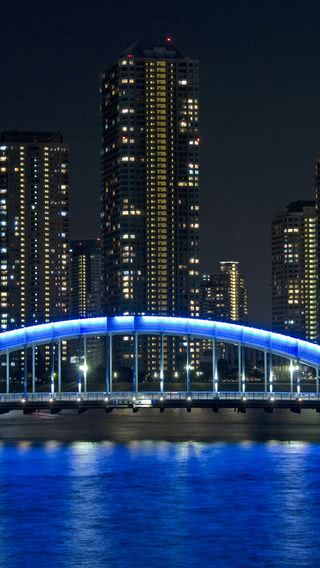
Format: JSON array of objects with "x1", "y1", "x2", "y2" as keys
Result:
[
  {"x1": 2, "y1": 1, "x2": 320, "y2": 327},
  {"x1": 2, "y1": 6, "x2": 320, "y2": 568}
]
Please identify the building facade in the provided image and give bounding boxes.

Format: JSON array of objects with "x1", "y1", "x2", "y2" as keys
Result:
[
  {"x1": 0, "y1": 131, "x2": 69, "y2": 331},
  {"x1": 100, "y1": 40, "x2": 200, "y2": 374},
  {"x1": 272, "y1": 201, "x2": 317, "y2": 341},
  {"x1": 201, "y1": 262, "x2": 248, "y2": 323}
]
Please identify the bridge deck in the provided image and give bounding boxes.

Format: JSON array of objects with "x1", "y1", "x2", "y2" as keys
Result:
[{"x1": 0, "y1": 392, "x2": 319, "y2": 413}]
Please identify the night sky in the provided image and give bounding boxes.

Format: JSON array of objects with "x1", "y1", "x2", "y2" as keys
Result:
[{"x1": 2, "y1": 0, "x2": 320, "y2": 326}]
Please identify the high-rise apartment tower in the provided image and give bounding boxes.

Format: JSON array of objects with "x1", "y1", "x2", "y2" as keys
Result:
[
  {"x1": 100, "y1": 40, "x2": 200, "y2": 373},
  {"x1": 0, "y1": 131, "x2": 69, "y2": 331},
  {"x1": 315, "y1": 159, "x2": 320, "y2": 342}
]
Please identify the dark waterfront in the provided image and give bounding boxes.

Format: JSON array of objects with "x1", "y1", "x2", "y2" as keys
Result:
[
  {"x1": 1, "y1": 408, "x2": 320, "y2": 443},
  {"x1": 0, "y1": 412, "x2": 320, "y2": 567}
]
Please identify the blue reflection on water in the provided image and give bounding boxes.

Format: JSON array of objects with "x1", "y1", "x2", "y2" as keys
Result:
[{"x1": 0, "y1": 441, "x2": 319, "y2": 567}]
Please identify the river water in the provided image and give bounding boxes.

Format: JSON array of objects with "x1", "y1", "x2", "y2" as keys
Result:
[{"x1": 1, "y1": 410, "x2": 320, "y2": 567}]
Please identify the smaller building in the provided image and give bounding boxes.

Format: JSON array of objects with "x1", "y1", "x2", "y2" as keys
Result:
[
  {"x1": 272, "y1": 200, "x2": 317, "y2": 341},
  {"x1": 201, "y1": 261, "x2": 248, "y2": 323},
  {"x1": 199, "y1": 262, "x2": 248, "y2": 375},
  {"x1": 70, "y1": 239, "x2": 102, "y2": 318},
  {"x1": 70, "y1": 239, "x2": 102, "y2": 369}
]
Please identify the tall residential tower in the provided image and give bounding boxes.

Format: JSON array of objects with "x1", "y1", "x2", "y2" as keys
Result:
[
  {"x1": 315, "y1": 158, "x2": 320, "y2": 342},
  {"x1": 100, "y1": 40, "x2": 200, "y2": 373},
  {"x1": 0, "y1": 131, "x2": 69, "y2": 331}
]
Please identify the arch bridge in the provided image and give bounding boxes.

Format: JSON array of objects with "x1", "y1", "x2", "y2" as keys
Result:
[{"x1": 0, "y1": 315, "x2": 320, "y2": 413}]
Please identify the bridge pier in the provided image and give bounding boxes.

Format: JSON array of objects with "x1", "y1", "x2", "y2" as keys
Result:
[{"x1": 316, "y1": 366, "x2": 319, "y2": 395}]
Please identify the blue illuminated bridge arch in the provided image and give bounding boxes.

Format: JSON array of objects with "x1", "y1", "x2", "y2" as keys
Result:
[
  {"x1": 0, "y1": 315, "x2": 320, "y2": 410},
  {"x1": 1, "y1": 315, "x2": 320, "y2": 367}
]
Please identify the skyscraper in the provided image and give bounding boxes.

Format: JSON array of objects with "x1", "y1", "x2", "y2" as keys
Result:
[
  {"x1": 201, "y1": 262, "x2": 248, "y2": 323},
  {"x1": 272, "y1": 201, "x2": 317, "y2": 341},
  {"x1": 0, "y1": 131, "x2": 69, "y2": 331},
  {"x1": 315, "y1": 158, "x2": 320, "y2": 342},
  {"x1": 100, "y1": 39, "x2": 200, "y2": 373}
]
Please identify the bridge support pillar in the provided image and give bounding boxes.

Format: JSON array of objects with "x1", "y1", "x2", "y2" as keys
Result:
[
  {"x1": 160, "y1": 334, "x2": 164, "y2": 394},
  {"x1": 6, "y1": 350, "x2": 9, "y2": 394},
  {"x1": 134, "y1": 333, "x2": 138, "y2": 393},
  {"x1": 296, "y1": 360, "x2": 301, "y2": 395},
  {"x1": 316, "y1": 366, "x2": 319, "y2": 396},
  {"x1": 264, "y1": 350, "x2": 268, "y2": 393},
  {"x1": 289, "y1": 360, "x2": 294, "y2": 394},
  {"x1": 50, "y1": 343, "x2": 55, "y2": 396},
  {"x1": 32, "y1": 345, "x2": 35, "y2": 394},
  {"x1": 109, "y1": 335, "x2": 113, "y2": 394},
  {"x1": 105, "y1": 335, "x2": 109, "y2": 394},
  {"x1": 241, "y1": 347, "x2": 246, "y2": 393},
  {"x1": 269, "y1": 352, "x2": 273, "y2": 393},
  {"x1": 23, "y1": 348, "x2": 27, "y2": 397},
  {"x1": 186, "y1": 336, "x2": 190, "y2": 393},
  {"x1": 212, "y1": 339, "x2": 218, "y2": 393},
  {"x1": 83, "y1": 336, "x2": 87, "y2": 393},
  {"x1": 77, "y1": 339, "x2": 82, "y2": 395},
  {"x1": 58, "y1": 339, "x2": 61, "y2": 394},
  {"x1": 238, "y1": 344, "x2": 241, "y2": 393}
]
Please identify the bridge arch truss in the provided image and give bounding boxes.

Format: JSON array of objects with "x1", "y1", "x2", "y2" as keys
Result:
[{"x1": 0, "y1": 316, "x2": 319, "y2": 399}]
